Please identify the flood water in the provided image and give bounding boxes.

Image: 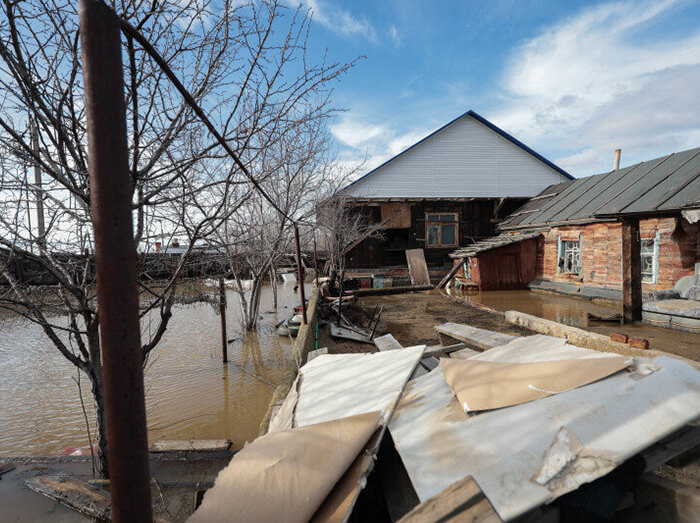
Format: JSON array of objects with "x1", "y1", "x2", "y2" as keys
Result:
[
  {"x1": 0, "y1": 281, "x2": 307, "y2": 456},
  {"x1": 453, "y1": 289, "x2": 700, "y2": 359}
]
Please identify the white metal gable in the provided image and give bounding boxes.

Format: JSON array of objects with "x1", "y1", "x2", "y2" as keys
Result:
[{"x1": 342, "y1": 114, "x2": 569, "y2": 199}]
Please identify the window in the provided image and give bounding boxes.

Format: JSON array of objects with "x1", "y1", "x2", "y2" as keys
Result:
[
  {"x1": 558, "y1": 238, "x2": 581, "y2": 274},
  {"x1": 425, "y1": 213, "x2": 459, "y2": 248},
  {"x1": 641, "y1": 236, "x2": 658, "y2": 283}
]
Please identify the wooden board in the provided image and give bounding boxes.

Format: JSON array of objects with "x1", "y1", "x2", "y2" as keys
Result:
[
  {"x1": 24, "y1": 475, "x2": 112, "y2": 520},
  {"x1": 423, "y1": 342, "x2": 466, "y2": 358},
  {"x1": 421, "y1": 357, "x2": 440, "y2": 371},
  {"x1": 307, "y1": 347, "x2": 328, "y2": 362},
  {"x1": 149, "y1": 439, "x2": 231, "y2": 452},
  {"x1": 450, "y1": 348, "x2": 481, "y2": 359},
  {"x1": 406, "y1": 249, "x2": 431, "y2": 286},
  {"x1": 374, "y1": 334, "x2": 403, "y2": 352},
  {"x1": 625, "y1": 474, "x2": 700, "y2": 523},
  {"x1": 437, "y1": 261, "x2": 464, "y2": 289},
  {"x1": 330, "y1": 324, "x2": 374, "y2": 344},
  {"x1": 434, "y1": 323, "x2": 517, "y2": 351},
  {"x1": 381, "y1": 203, "x2": 412, "y2": 229},
  {"x1": 398, "y1": 475, "x2": 501, "y2": 523}
]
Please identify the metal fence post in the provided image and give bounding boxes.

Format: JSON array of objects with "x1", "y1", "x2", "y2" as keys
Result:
[{"x1": 79, "y1": 1, "x2": 153, "y2": 520}]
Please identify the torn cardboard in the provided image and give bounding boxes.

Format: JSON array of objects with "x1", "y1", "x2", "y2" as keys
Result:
[{"x1": 440, "y1": 355, "x2": 630, "y2": 413}]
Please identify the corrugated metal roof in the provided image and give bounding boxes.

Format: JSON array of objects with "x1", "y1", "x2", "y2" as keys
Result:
[
  {"x1": 500, "y1": 146, "x2": 700, "y2": 230},
  {"x1": 450, "y1": 231, "x2": 543, "y2": 259}
]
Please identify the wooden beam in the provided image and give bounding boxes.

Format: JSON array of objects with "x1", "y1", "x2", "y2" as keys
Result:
[
  {"x1": 434, "y1": 323, "x2": 518, "y2": 351},
  {"x1": 437, "y1": 261, "x2": 463, "y2": 289},
  {"x1": 24, "y1": 475, "x2": 112, "y2": 520},
  {"x1": 423, "y1": 342, "x2": 467, "y2": 358},
  {"x1": 149, "y1": 439, "x2": 231, "y2": 452},
  {"x1": 374, "y1": 334, "x2": 404, "y2": 352},
  {"x1": 622, "y1": 218, "x2": 642, "y2": 322},
  {"x1": 398, "y1": 475, "x2": 501, "y2": 523}
]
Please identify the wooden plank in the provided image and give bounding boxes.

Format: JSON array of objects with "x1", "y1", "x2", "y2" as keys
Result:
[
  {"x1": 149, "y1": 439, "x2": 231, "y2": 452},
  {"x1": 421, "y1": 356, "x2": 440, "y2": 371},
  {"x1": 406, "y1": 249, "x2": 431, "y2": 286},
  {"x1": 409, "y1": 365, "x2": 429, "y2": 380},
  {"x1": 423, "y1": 342, "x2": 466, "y2": 358},
  {"x1": 24, "y1": 475, "x2": 112, "y2": 520},
  {"x1": 374, "y1": 334, "x2": 404, "y2": 352},
  {"x1": 437, "y1": 261, "x2": 464, "y2": 289},
  {"x1": 353, "y1": 285, "x2": 433, "y2": 297},
  {"x1": 450, "y1": 348, "x2": 481, "y2": 359},
  {"x1": 381, "y1": 203, "x2": 412, "y2": 229},
  {"x1": 330, "y1": 323, "x2": 374, "y2": 344},
  {"x1": 398, "y1": 475, "x2": 501, "y2": 523},
  {"x1": 307, "y1": 347, "x2": 328, "y2": 362},
  {"x1": 434, "y1": 323, "x2": 517, "y2": 351}
]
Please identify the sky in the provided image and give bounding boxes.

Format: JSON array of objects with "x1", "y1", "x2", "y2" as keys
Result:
[{"x1": 293, "y1": 0, "x2": 700, "y2": 178}]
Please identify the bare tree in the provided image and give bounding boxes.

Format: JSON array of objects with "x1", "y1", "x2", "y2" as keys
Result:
[
  {"x1": 316, "y1": 192, "x2": 385, "y2": 278},
  {"x1": 0, "y1": 0, "x2": 354, "y2": 476}
]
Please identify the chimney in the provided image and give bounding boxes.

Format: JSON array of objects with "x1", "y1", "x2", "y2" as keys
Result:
[{"x1": 614, "y1": 149, "x2": 621, "y2": 171}]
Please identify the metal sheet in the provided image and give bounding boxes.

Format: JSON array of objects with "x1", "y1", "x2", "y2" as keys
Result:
[{"x1": 389, "y1": 337, "x2": 700, "y2": 521}]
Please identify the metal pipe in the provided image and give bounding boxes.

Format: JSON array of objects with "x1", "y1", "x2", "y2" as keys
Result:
[
  {"x1": 294, "y1": 224, "x2": 308, "y2": 325},
  {"x1": 219, "y1": 278, "x2": 228, "y2": 363},
  {"x1": 79, "y1": 1, "x2": 153, "y2": 521},
  {"x1": 614, "y1": 149, "x2": 621, "y2": 171}
]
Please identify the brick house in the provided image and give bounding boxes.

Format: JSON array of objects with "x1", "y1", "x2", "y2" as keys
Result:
[{"x1": 450, "y1": 147, "x2": 700, "y2": 297}]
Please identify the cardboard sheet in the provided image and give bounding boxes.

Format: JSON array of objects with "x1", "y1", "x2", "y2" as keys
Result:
[
  {"x1": 189, "y1": 412, "x2": 382, "y2": 523},
  {"x1": 440, "y1": 355, "x2": 630, "y2": 412}
]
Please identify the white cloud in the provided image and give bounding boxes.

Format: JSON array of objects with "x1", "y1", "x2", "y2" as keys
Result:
[
  {"x1": 491, "y1": 0, "x2": 700, "y2": 176},
  {"x1": 389, "y1": 24, "x2": 401, "y2": 47},
  {"x1": 332, "y1": 118, "x2": 388, "y2": 148},
  {"x1": 289, "y1": 0, "x2": 378, "y2": 42}
]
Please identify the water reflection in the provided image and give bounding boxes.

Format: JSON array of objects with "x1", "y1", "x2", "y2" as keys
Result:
[{"x1": 0, "y1": 282, "x2": 306, "y2": 456}]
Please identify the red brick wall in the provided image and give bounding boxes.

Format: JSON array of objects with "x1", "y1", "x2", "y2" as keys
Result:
[{"x1": 536, "y1": 217, "x2": 699, "y2": 290}]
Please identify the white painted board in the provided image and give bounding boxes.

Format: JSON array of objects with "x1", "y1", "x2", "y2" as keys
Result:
[{"x1": 295, "y1": 345, "x2": 425, "y2": 427}]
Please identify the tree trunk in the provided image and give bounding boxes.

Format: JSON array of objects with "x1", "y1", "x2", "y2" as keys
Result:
[
  {"x1": 87, "y1": 323, "x2": 109, "y2": 478},
  {"x1": 270, "y1": 264, "x2": 278, "y2": 309}
]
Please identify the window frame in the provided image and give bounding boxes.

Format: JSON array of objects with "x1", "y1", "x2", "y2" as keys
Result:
[
  {"x1": 640, "y1": 233, "x2": 659, "y2": 284},
  {"x1": 425, "y1": 212, "x2": 459, "y2": 248},
  {"x1": 557, "y1": 236, "x2": 582, "y2": 275}
]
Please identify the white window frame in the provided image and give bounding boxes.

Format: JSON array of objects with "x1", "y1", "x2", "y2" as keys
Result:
[
  {"x1": 640, "y1": 232, "x2": 659, "y2": 284},
  {"x1": 557, "y1": 235, "x2": 582, "y2": 275}
]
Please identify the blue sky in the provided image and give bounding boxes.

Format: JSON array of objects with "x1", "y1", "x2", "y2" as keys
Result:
[{"x1": 293, "y1": 0, "x2": 700, "y2": 178}]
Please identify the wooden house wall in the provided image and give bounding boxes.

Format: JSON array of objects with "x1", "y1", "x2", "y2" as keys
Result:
[
  {"x1": 469, "y1": 238, "x2": 538, "y2": 290},
  {"x1": 346, "y1": 199, "x2": 518, "y2": 268},
  {"x1": 535, "y1": 216, "x2": 699, "y2": 291}
]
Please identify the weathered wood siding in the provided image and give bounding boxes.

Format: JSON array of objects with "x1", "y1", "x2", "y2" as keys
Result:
[
  {"x1": 536, "y1": 217, "x2": 699, "y2": 290},
  {"x1": 342, "y1": 114, "x2": 569, "y2": 199},
  {"x1": 346, "y1": 199, "x2": 523, "y2": 268}
]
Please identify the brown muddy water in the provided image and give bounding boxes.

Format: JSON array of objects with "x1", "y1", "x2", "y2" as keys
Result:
[
  {"x1": 451, "y1": 289, "x2": 700, "y2": 360},
  {"x1": 0, "y1": 281, "x2": 308, "y2": 456}
]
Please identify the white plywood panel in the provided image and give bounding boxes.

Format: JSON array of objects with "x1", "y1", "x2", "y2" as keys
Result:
[{"x1": 343, "y1": 114, "x2": 568, "y2": 199}]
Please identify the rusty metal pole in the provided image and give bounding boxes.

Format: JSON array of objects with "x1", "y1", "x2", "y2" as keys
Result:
[
  {"x1": 294, "y1": 224, "x2": 308, "y2": 325},
  {"x1": 313, "y1": 234, "x2": 319, "y2": 286},
  {"x1": 79, "y1": 1, "x2": 153, "y2": 521},
  {"x1": 219, "y1": 278, "x2": 228, "y2": 363}
]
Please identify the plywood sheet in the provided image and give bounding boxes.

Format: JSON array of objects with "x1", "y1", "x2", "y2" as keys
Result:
[
  {"x1": 190, "y1": 412, "x2": 382, "y2": 523},
  {"x1": 381, "y1": 203, "x2": 412, "y2": 229},
  {"x1": 389, "y1": 344, "x2": 700, "y2": 520},
  {"x1": 406, "y1": 249, "x2": 431, "y2": 286},
  {"x1": 440, "y1": 356, "x2": 629, "y2": 412}
]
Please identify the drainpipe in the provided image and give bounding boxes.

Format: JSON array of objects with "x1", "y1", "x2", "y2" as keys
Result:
[{"x1": 614, "y1": 149, "x2": 621, "y2": 171}]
